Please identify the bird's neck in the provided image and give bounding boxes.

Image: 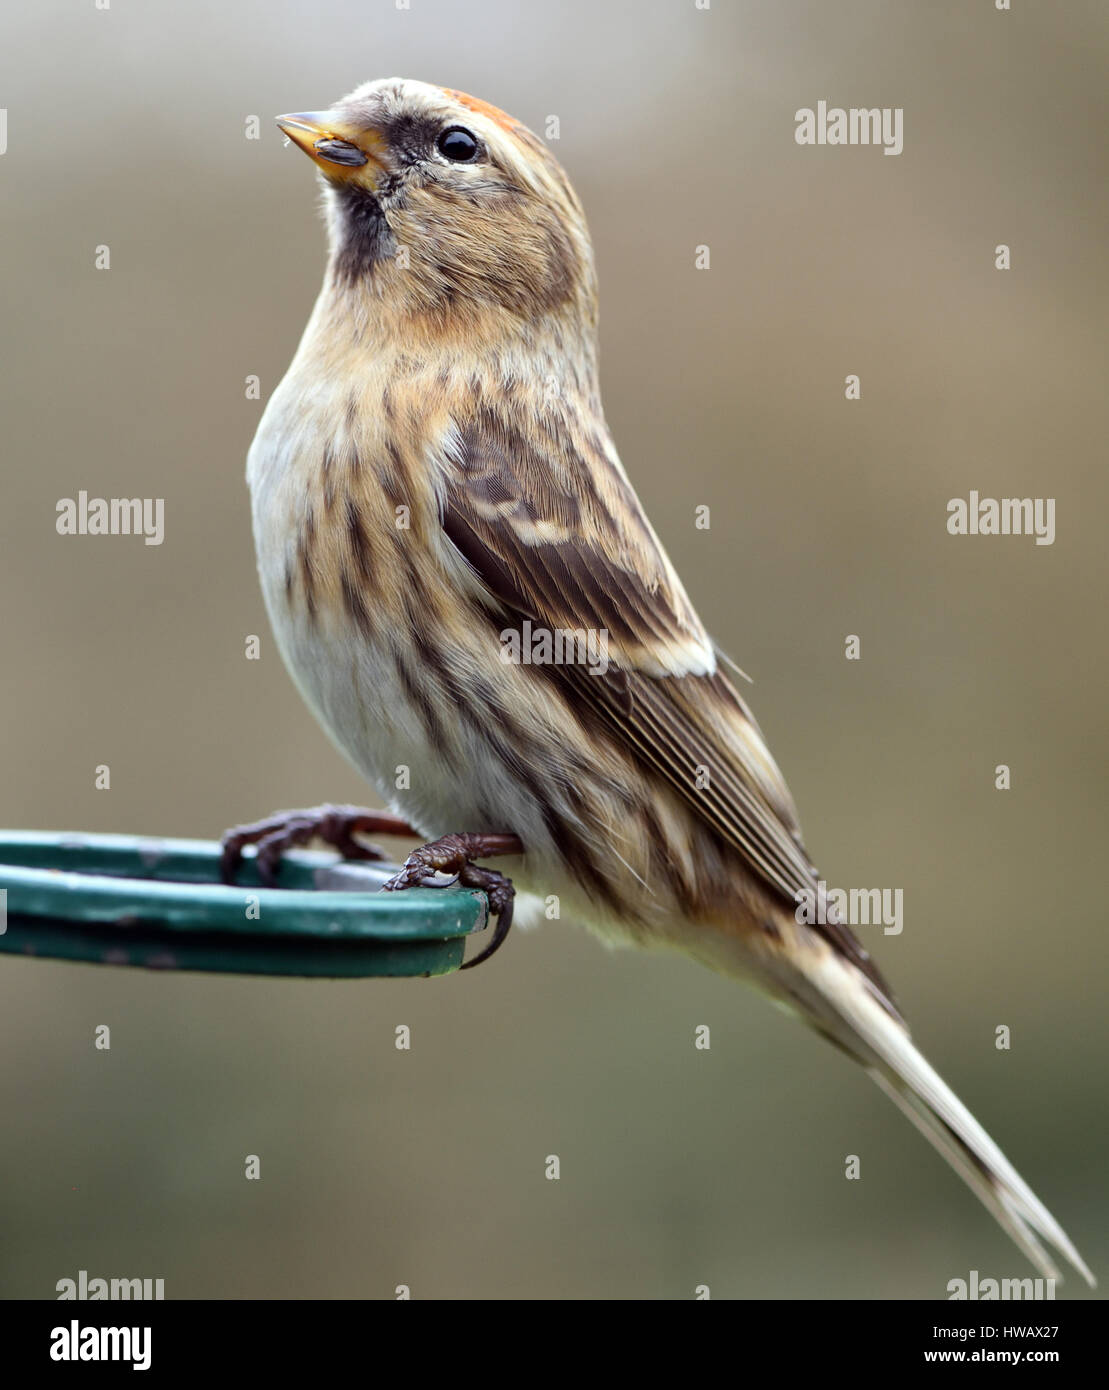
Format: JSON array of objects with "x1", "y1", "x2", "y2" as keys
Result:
[{"x1": 309, "y1": 262, "x2": 602, "y2": 400}]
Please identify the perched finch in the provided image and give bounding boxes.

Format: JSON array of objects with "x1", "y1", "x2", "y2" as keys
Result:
[{"x1": 226, "y1": 77, "x2": 1091, "y2": 1285}]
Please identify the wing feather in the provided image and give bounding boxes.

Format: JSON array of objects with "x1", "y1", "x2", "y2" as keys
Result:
[{"x1": 438, "y1": 414, "x2": 892, "y2": 1001}]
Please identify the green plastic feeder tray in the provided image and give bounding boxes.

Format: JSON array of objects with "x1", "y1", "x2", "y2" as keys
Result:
[{"x1": 0, "y1": 830, "x2": 489, "y2": 978}]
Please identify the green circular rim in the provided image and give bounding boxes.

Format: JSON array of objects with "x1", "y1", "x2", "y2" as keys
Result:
[{"x1": 0, "y1": 830, "x2": 488, "y2": 978}]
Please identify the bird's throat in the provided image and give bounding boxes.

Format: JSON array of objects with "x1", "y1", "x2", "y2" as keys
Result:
[{"x1": 328, "y1": 183, "x2": 396, "y2": 286}]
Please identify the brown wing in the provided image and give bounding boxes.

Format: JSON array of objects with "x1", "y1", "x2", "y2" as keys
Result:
[{"x1": 438, "y1": 412, "x2": 889, "y2": 996}]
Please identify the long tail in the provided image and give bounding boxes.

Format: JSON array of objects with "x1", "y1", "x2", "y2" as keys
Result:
[{"x1": 798, "y1": 950, "x2": 1095, "y2": 1286}]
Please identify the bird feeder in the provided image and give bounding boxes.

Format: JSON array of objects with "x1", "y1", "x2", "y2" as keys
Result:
[{"x1": 0, "y1": 830, "x2": 488, "y2": 977}]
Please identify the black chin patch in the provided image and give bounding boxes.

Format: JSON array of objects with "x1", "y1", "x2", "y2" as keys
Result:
[{"x1": 332, "y1": 184, "x2": 396, "y2": 285}]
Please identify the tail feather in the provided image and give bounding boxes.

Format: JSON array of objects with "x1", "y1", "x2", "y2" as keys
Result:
[
  {"x1": 868, "y1": 1070, "x2": 1075, "y2": 1284},
  {"x1": 802, "y1": 952, "x2": 1095, "y2": 1286}
]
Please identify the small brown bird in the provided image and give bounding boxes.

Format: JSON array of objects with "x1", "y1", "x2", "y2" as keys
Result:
[{"x1": 225, "y1": 77, "x2": 1091, "y2": 1285}]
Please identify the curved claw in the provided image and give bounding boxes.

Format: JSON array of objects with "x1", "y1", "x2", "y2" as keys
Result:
[
  {"x1": 381, "y1": 866, "x2": 460, "y2": 892},
  {"x1": 375, "y1": 830, "x2": 522, "y2": 970},
  {"x1": 459, "y1": 889, "x2": 514, "y2": 970}
]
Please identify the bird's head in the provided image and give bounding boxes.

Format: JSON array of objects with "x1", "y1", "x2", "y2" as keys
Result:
[{"x1": 277, "y1": 77, "x2": 598, "y2": 333}]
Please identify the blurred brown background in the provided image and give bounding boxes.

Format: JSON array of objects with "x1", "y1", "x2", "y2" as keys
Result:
[{"x1": 1, "y1": 0, "x2": 1106, "y2": 1299}]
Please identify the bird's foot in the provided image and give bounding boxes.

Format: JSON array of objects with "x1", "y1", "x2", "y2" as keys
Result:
[
  {"x1": 220, "y1": 804, "x2": 419, "y2": 886},
  {"x1": 381, "y1": 831, "x2": 523, "y2": 969}
]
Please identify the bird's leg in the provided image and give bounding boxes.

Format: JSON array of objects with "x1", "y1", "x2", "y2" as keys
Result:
[
  {"x1": 381, "y1": 831, "x2": 523, "y2": 970},
  {"x1": 220, "y1": 804, "x2": 419, "y2": 886}
]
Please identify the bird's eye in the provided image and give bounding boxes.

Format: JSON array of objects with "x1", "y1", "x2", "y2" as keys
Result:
[{"x1": 437, "y1": 126, "x2": 480, "y2": 162}]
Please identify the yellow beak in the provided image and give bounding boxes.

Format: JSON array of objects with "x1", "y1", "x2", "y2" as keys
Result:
[{"x1": 275, "y1": 112, "x2": 386, "y2": 179}]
